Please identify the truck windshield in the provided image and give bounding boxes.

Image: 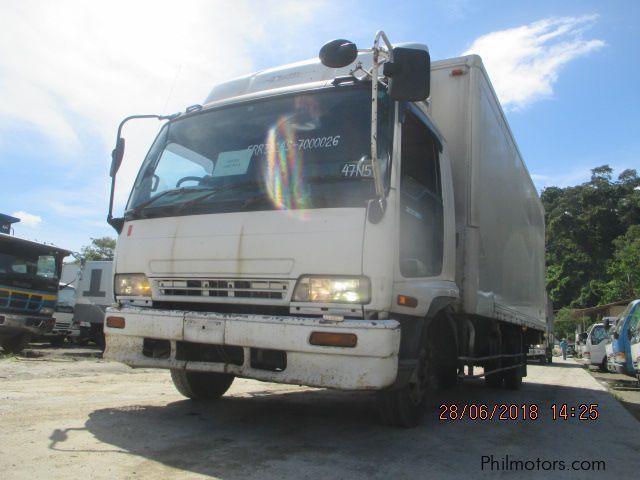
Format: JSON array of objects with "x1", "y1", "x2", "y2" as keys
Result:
[
  {"x1": 126, "y1": 86, "x2": 392, "y2": 218},
  {"x1": 0, "y1": 241, "x2": 61, "y2": 295}
]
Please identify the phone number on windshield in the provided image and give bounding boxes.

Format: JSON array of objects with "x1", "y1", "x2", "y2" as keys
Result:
[
  {"x1": 248, "y1": 135, "x2": 341, "y2": 156},
  {"x1": 438, "y1": 403, "x2": 599, "y2": 421}
]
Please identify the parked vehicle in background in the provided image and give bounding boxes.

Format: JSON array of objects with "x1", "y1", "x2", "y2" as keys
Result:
[
  {"x1": 0, "y1": 235, "x2": 71, "y2": 353},
  {"x1": 528, "y1": 304, "x2": 553, "y2": 363},
  {"x1": 610, "y1": 299, "x2": 640, "y2": 376},
  {"x1": 630, "y1": 306, "x2": 640, "y2": 381},
  {"x1": 103, "y1": 32, "x2": 548, "y2": 427},
  {"x1": 60, "y1": 261, "x2": 113, "y2": 349},
  {"x1": 603, "y1": 316, "x2": 619, "y2": 373},
  {"x1": 45, "y1": 283, "x2": 79, "y2": 345},
  {"x1": 580, "y1": 322, "x2": 607, "y2": 371}
]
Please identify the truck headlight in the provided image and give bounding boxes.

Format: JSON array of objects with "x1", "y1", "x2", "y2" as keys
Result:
[
  {"x1": 292, "y1": 276, "x2": 370, "y2": 304},
  {"x1": 115, "y1": 273, "x2": 151, "y2": 297},
  {"x1": 40, "y1": 307, "x2": 54, "y2": 315}
]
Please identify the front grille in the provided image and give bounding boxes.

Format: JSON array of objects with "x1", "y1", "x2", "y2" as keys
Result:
[
  {"x1": 0, "y1": 289, "x2": 48, "y2": 312},
  {"x1": 54, "y1": 321, "x2": 72, "y2": 329},
  {"x1": 157, "y1": 278, "x2": 290, "y2": 300}
]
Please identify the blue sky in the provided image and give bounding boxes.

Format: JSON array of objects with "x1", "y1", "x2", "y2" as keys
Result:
[{"x1": 1, "y1": 0, "x2": 638, "y2": 252}]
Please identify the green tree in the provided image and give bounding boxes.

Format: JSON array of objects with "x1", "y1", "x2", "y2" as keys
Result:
[
  {"x1": 80, "y1": 237, "x2": 116, "y2": 261},
  {"x1": 553, "y1": 307, "x2": 590, "y2": 341},
  {"x1": 542, "y1": 164, "x2": 638, "y2": 309},
  {"x1": 600, "y1": 224, "x2": 640, "y2": 303}
]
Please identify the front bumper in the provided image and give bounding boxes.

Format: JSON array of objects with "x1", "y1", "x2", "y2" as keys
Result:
[
  {"x1": 104, "y1": 306, "x2": 401, "y2": 390},
  {"x1": 0, "y1": 313, "x2": 55, "y2": 336}
]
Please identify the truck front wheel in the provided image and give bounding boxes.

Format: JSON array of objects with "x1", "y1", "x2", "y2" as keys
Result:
[
  {"x1": 376, "y1": 343, "x2": 432, "y2": 428},
  {"x1": 170, "y1": 370, "x2": 235, "y2": 400},
  {"x1": 1, "y1": 333, "x2": 31, "y2": 354}
]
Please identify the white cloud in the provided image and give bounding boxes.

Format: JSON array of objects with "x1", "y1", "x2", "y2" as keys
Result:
[
  {"x1": 0, "y1": 0, "x2": 330, "y2": 212},
  {"x1": 463, "y1": 15, "x2": 604, "y2": 109},
  {"x1": 531, "y1": 169, "x2": 592, "y2": 191},
  {"x1": 12, "y1": 211, "x2": 43, "y2": 228}
]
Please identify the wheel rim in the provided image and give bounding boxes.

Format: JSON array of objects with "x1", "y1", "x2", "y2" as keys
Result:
[{"x1": 408, "y1": 346, "x2": 431, "y2": 406}]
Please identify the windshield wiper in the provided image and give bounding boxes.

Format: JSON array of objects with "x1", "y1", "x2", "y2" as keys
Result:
[
  {"x1": 127, "y1": 187, "x2": 210, "y2": 218},
  {"x1": 175, "y1": 181, "x2": 263, "y2": 213}
]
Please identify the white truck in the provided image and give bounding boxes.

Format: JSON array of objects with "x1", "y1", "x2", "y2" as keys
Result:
[
  {"x1": 57, "y1": 261, "x2": 114, "y2": 348},
  {"x1": 73, "y1": 260, "x2": 114, "y2": 348},
  {"x1": 104, "y1": 32, "x2": 547, "y2": 427},
  {"x1": 579, "y1": 322, "x2": 608, "y2": 371}
]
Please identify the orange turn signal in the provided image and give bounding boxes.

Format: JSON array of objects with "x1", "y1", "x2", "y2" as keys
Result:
[
  {"x1": 397, "y1": 295, "x2": 418, "y2": 308},
  {"x1": 106, "y1": 316, "x2": 126, "y2": 329},
  {"x1": 309, "y1": 331, "x2": 357, "y2": 348}
]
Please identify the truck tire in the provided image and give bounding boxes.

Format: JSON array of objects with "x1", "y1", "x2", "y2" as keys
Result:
[
  {"x1": 484, "y1": 365, "x2": 503, "y2": 388},
  {"x1": 376, "y1": 345, "x2": 431, "y2": 428},
  {"x1": 170, "y1": 369, "x2": 235, "y2": 400},
  {"x1": 503, "y1": 332, "x2": 524, "y2": 390},
  {"x1": 599, "y1": 357, "x2": 608, "y2": 372},
  {"x1": 1, "y1": 333, "x2": 31, "y2": 354},
  {"x1": 504, "y1": 361, "x2": 523, "y2": 390}
]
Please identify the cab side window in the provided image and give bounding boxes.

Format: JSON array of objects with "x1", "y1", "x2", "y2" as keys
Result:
[
  {"x1": 591, "y1": 326, "x2": 606, "y2": 344},
  {"x1": 399, "y1": 111, "x2": 443, "y2": 277}
]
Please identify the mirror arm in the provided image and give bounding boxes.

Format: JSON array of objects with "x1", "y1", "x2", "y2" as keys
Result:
[
  {"x1": 107, "y1": 112, "x2": 180, "y2": 234},
  {"x1": 368, "y1": 31, "x2": 393, "y2": 224}
]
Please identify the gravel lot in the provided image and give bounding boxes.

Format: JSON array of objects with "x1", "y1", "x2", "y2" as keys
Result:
[{"x1": 1, "y1": 344, "x2": 638, "y2": 479}]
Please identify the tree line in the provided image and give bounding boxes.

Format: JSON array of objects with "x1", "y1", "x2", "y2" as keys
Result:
[{"x1": 542, "y1": 165, "x2": 640, "y2": 337}]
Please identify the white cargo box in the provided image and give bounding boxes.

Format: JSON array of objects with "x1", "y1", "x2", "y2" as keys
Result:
[{"x1": 429, "y1": 55, "x2": 546, "y2": 330}]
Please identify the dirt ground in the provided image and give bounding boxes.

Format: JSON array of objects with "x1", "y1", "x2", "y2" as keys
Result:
[{"x1": 1, "y1": 343, "x2": 639, "y2": 479}]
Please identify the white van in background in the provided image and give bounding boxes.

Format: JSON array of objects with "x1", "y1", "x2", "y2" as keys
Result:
[{"x1": 580, "y1": 322, "x2": 608, "y2": 371}]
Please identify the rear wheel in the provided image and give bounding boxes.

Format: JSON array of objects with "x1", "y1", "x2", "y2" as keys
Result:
[
  {"x1": 1, "y1": 333, "x2": 31, "y2": 354},
  {"x1": 484, "y1": 334, "x2": 503, "y2": 388},
  {"x1": 484, "y1": 365, "x2": 503, "y2": 388},
  {"x1": 599, "y1": 357, "x2": 608, "y2": 372},
  {"x1": 504, "y1": 362, "x2": 524, "y2": 389},
  {"x1": 170, "y1": 370, "x2": 235, "y2": 400},
  {"x1": 503, "y1": 331, "x2": 524, "y2": 390}
]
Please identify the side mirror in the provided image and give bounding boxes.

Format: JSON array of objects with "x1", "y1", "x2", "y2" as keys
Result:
[
  {"x1": 319, "y1": 39, "x2": 358, "y2": 68},
  {"x1": 383, "y1": 47, "x2": 430, "y2": 101},
  {"x1": 604, "y1": 319, "x2": 611, "y2": 330},
  {"x1": 613, "y1": 332, "x2": 619, "y2": 340},
  {"x1": 110, "y1": 137, "x2": 125, "y2": 177},
  {"x1": 579, "y1": 332, "x2": 588, "y2": 341},
  {"x1": 628, "y1": 329, "x2": 634, "y2": 341}
]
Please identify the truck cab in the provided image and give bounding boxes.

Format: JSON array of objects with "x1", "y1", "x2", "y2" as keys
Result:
[
  {"x1": 0, "y1": 235, "x2": 71, "y2": 353},
  {"x1": 610, "y1": 300, "x2": 640, "y2": 376},
  {"x1": 630, "y1": 303, "x2": 640, "y2": 381}
]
